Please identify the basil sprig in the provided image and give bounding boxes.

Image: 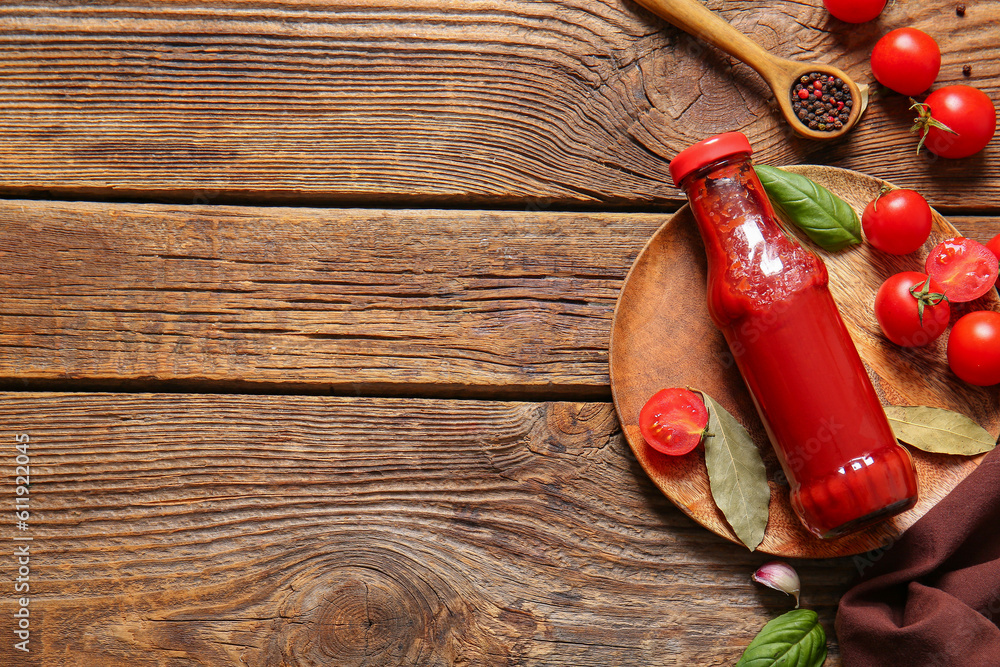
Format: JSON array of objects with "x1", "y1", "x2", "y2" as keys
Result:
[
  {"x1": 736, "y1": 609, "x2": 827, "y2": 667},
  {"x1": 754, "y1": 165, "x2": 862, "y2": 252}
]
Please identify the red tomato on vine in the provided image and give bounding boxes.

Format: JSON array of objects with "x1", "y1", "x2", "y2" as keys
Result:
[
  {"x1": 948, "y1": 311, "x2": 1000, "y2": 386},
  {"x1": 874, "y1": 272, "x2": 950, "y2": 347},
  {"x1": 912, "y1": 86, "x2": 997, "y2": 159},
  {"x1": 986, "y1": 233, "x2": 1000, "y2": 263},
  {"x1": 823, "y1": 0, "x2": 886, "y2": 23},
  {"x1": 871, "y1": 28, "x2": 940, "y2": 96},
  {"x1": 861, "y1": 188, "x2": 933, "y2": 255}
]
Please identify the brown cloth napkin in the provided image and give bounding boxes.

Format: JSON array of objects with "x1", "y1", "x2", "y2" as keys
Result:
[{"x1": 836, "y1": 447, "x2": 1000, "y2": 666}]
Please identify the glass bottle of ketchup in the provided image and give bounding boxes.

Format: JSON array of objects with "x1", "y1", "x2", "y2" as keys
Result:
[{"x1": 670, "y1": 132, "x2": 918, "y2": 538}]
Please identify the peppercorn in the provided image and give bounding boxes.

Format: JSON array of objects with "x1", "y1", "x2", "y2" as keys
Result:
[
  {"x1": 957, "y1": 3, "x2": 966, "y2": 16},
  {"x1": 789, "y1": 72, "x2": 853, "y2": 132},
  {"x1": 963, "y1": 64, "x2": 973, "y2": 76}
]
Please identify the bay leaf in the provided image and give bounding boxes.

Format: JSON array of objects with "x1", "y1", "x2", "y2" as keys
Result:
[
  {"x1": 754, "y1": 165, "x2": 862, "y2": 252},
  {"x1": 700, "y1": 392, "x2": 769, "y2": 551},
  {"x1": 885, "y1": 405, "x2": 997, "y2": 456},
  {"x1": 736, "y1": 609, "x2": 827, "y2": 667}
]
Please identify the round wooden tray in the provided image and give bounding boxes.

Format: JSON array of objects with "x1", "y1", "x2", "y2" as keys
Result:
[{"x1": 609, "y1": 165, "x2": 1000, "y2": 558}]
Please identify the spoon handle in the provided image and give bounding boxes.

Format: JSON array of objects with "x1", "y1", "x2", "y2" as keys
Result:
[{"x1": 634, "y1": 0, "x2": 789, "y2": 85}]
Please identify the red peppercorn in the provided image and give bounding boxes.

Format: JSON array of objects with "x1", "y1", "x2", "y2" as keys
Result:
[
  {"x1": 813, "y1": 81, "x2": 823, "y2": 90},
  {"x1": 814, "y1": 89, "x2": 823, "y2": 98},
  {"x1": 798, "y1": 89, "x2": 809, "y2": 100}
]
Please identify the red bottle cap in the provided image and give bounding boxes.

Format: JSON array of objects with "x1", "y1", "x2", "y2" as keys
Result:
[{"x1": 669, "y1": 132, "x2": 753, "y2": 188}]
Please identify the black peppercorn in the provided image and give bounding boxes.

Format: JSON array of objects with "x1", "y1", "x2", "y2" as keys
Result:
[{"x1": 789, "y1": 72, "x2": 853, "y2": 132}]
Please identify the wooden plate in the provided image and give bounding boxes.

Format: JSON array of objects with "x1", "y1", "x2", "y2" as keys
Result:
[{"x1": 609, "y1": 165, "x2": 1000, "y2": 558}]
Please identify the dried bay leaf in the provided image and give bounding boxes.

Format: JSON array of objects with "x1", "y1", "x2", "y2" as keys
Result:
[
  {"x1": 885, "y1": 405, "x2": 997, "y2": 456},
  {"x1": 700, "y1": 392, "x2": 769, "y2": 551}
]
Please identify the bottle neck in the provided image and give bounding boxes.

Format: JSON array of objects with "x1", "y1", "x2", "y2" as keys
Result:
[
  {"x1": 680, "y1": 154, "x2": 825, "y2": 323},
  {"x1": 681, "y1": 155, "x2": 777, "y2": 251},
  {"x1": 681, "y1": 154, "x2": 809, "y2": 267}
]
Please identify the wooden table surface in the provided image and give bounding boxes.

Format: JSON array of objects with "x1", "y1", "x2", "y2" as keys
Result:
[{"x1": 2, "y1": 1, "x2": 998, "y2": 665}]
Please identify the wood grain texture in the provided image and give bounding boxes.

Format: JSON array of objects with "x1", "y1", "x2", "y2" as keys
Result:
[
  {"x1": 1, "y1": 1, "x2": 999, "y2": 208},
  {"x1": 2, "y1": 199, "x2": 999, "y2": 396},
  {"x1": 0, "y1": 199, "x2": 660, "y2": 396},
  {"x1": 0, "y1": 393, "x2": 855, "y2": 665},
  {"x1": 610, "y1": 166, "x2": 1000, "y2": 557},
  {"x1": 631, "y1": 0, "x2": 869, "y2": 141}
]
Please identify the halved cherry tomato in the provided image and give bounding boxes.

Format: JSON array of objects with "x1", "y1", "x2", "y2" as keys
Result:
[
  {"x1": 862, "y1": 188, "x2": 933, "y2": 255},
  {"x1": 638, "y1": 388, "x2": 708, "y2": 456},
  {"x1": 924, "y1": 237, "x2": 999, "y2": 302},
  {"x1": 948, "y1": 311, "x2": 1000, "y2": 386},
  {"x1": 874, "y1": 272, "x2": 950, "y2": 347}
]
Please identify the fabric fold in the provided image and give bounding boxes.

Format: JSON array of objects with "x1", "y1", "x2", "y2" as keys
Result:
[{"x1": 837, "y1": 449, "x2": 1000, "y2": 666}]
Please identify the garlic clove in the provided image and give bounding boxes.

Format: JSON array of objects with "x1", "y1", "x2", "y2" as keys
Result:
[{"x1": 752, "y1": 561, "x2": 801, "y2": 608}]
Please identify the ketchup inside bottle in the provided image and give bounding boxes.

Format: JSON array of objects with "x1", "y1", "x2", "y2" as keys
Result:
[{"x1": 671, "y1": 133, "x2": 918, "y2": 538}]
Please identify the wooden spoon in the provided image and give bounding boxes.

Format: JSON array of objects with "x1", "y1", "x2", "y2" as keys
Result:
[{"x1": 635, "y1": 0, "x2": 869, "y2": 140}]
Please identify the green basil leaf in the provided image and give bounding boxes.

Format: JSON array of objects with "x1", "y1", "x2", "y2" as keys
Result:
[
  {"x1": 700, "y1": 392, "x2": 769, "y2": 551},
  {"x1": 736, "y1": 609, "x2": 827, "y2": 667},
  {"x1": 754, "y1": 164, "x2": 862, "y2": 252},
  {"x1": 885, "y1": 405, "x2": 997, "y2": 456}
]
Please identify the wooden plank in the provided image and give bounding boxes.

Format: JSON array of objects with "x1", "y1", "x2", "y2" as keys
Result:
[
  {"x1": 1, "y1": 1, "x2": 998, "y2": 209},
  {"x1": 0, "y1": 393, "x2": 855, "y2": 665},
  {"x1": 3, "y1": 200, "x2": 999, "y2": 394},
  {"x1": 0, "y1": 199, "x2": 660, "y2": 395}
]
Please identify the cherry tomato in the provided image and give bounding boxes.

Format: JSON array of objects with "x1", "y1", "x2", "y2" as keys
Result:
[
  {"x1": 638, "y1": 388, "x2": 708, "y2": 456},
  {"x1": 912, "y1": 85, "x2": 997, "y2": 159},
  {"x1": 924, "y1": 237, "x2": 999, "y2": 302},
  {"x1": 986, "y1": 233, "x2": 1000, "y2": 263},
  {"x1": 823, "y1": 0, "x2": 886, "y2": 23},
  {"x1": 871, "y1": 28, "x2": 940, "y2": 96},
  {"x1": 861, "y1": 188, "x2": 933, "y2": 254},
  {"x1": 874, "y1": 272, "x2": 950, "y2": 347},
  {"x1": 947, "y1": 311, "x2": 1000, "y2": 386}
]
